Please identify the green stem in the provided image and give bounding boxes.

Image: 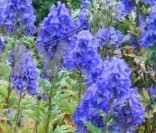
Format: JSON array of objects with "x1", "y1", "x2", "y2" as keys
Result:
[
  {"x1": 34, "y1": 100, "x2": 40, "y2": 133},
  {"x1": 14, "y1": 94, "x2": 22, "y2": 132},
  {"x1": 4, "y1": 81, "x2": 12, "y2": 108},
  {"x1": 104, "y1": 100, "x2": 114, "y2": 133},
  {"x1": 44, "y1": 76, "x2": 54, "y2": 133},
  {"x1": 78, "y1": 71, "x2": 83, "y2": 101},
  {"x1": 152, "y1": 112, "x2": 156, "y2": 133}
]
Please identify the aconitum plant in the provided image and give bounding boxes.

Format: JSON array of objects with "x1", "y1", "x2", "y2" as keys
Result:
[
  {"x1": 94, "y1": 27, "x2": 124, "y2": 48},
  {"x1": 8, "y1": 45, "x2": 37, "y2": 96},
  {"x1": 0, "y1": 0, "x2": 36, "y2": 36},
  {"x1": 73, "y1": 57, "x2": 135, "y2": 132},
  {"x1": 110, "y1": 88, "x2": 144, "y2": 133},
  {"x1": 64, "y1": 30, "x2": 100, "y2": 74},
  {"x1": 36, "y1": 2, "x2": 76, "y2": 79},
  {"x1": 0, "y1": 35, "x2": 5, "y2": 52}
]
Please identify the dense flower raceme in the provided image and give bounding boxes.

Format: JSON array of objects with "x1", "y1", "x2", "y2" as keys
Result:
[
  {"x1": 94, "y1": 27, "x2": 124, "y2": 48},
  {"x1": 141, "y1": 0, "x2": 156, "y2": 6},
  {"x1": 72, "y1": 84, "x2": 106, "y2": 133},
  {"x1": 64, "y1": 30, "x2": 100, "y2": 74},
  {"x1": 36, "y1": 2, "x2": 78, "y2": 79},
  {"x1": 7, "y1": 45, "x2": 37, "y2": 96},
  {"x1": 146, "y1": 6, "x2": 156, "y2": 31},
  {"x1": 110, "y1": 88, "x2": 144, "y2": 133},
  {"x1": 0, "y1": 0, "x2": 36, "y2": 36},
  {"x1": 73, "y1": 57, "x2": 134, "y2": 132},
  {"x1": 147, "y1": 84, "x2": 156, "y2": 103},
  {"x1": 0, "y1": 35, "x2": 5, "y2": 52},
  {"x1": 139, "y1": 29, "x2": 156, "y2": 48},
  {"x1": 139, "y1": 6, "x2": 156, "y2": 48}
]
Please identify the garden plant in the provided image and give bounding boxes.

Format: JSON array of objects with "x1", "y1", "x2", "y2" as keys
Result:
[{"x1": 0, "y1": 0, "x2": 156, "y2": 133}]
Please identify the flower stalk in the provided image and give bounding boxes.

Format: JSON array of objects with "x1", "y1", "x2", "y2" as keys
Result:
[
  {"x1": 14, "y1": 94, "x2": 22, "y2": 132},
  {"x1": 44, "y1": 76, "x2": 55, "y2": 133}
]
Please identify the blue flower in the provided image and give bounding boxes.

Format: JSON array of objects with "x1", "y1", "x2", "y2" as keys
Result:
[
  {"x1": 0, "y1": 0, "x2": 36, "y2": 36},
  {"x1": 0, "y1": 35, "x2": 5, "y2": 52},
  {"x1": 110, "y1": 88, "x2": 144, "y2": 132},
  {"x1": 139, "y1": 30, "x2": 156, "y2": 48},
  {"x1": 119, "y1": 0, "x2": 135, "y2": 13},
  {"x1": 64, "y1": 30, "x2": 99, "y2": 74},
  {"x1": 73, "y1": 57, "x2": 132, "y2": 132},
  {"x1": 9, "y1": 45, "x2": 37, "y2": 96},
  {"x1": 146, "y1": 6, "x2": 156, "y2": 30},
  {"x1": 36, "y1": 2, "x2": 76, "y2": 79},
  {"x1": 147, "y1": 84, "x2": 156, "y2": 103},
  {"x1": 141, "y1": 0, "x2": 156, "y2": 6},
  {"x1": 95, "y1": 27, "x2": 124, "y2": 48},
  {"x1": 37, "y1": 93, "x2": 42, "y2": 101}
]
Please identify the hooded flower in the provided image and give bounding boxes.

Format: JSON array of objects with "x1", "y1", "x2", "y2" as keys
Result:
[
  {"x1": 94, "y1": 27, "x2": 124, "y2": 48},
  {"x1": 64, "y1": 30, "x2": 99, "y2": 74},
  {"x1": 0, "y1": 0, "x2": 36, "y2": 36},
  {"x1": 8, "y1": 45, "x2": 37, "y2": 96},
  {"x1": 36, "y1": 2, "x2": 75, "y2": 79},
  {"x1": 110, "y1": 88, "x2": 144, "y2": 133},
  {"x1": 0, "y1": 35, "x2": 5, "y2": 52},
  {"x1": 73, "y1": 57, "x2": 132, "y2": 132}
]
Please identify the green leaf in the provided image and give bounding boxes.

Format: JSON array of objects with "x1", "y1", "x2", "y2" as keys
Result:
[{"x1": 83, "y1": 121, "x2": 102, "y2": 133}]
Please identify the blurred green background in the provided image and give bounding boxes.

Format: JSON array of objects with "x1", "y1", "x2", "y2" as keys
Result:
[{"x1": 32, "y1": 0, "x2": 81, "y2": 25}]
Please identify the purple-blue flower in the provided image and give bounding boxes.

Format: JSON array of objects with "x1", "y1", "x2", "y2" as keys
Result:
[
  {"x1": 73, "y1": 57, "x2": 132, "y2": 132},
  {"x1": 36, "y1": 2, "x2": 76, "y2": 79},
  {"x1": 8, "y1": 45, "x2": 37, "y2": 96},
  {"x1": 110, "y1": 88, "x2": 144, "y2": 132},
  {"x1": 0, "y1": 35, "x2": 5, "y2": 52},
  {"x1": 94, "y1": 27, "x2": 124, "y2": 48},
  {"x1": 64, "y1": 30, "x2": 99, "y2": 74},
  {"x1": 0, "y1": 0, "x2": 36, "y2": 36},
  {"x1": 139, "y1": 30, "x2": 156, "y2": 48}
]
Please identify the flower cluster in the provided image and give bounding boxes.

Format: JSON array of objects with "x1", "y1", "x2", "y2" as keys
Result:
[
  {"x1": 0, "y1": 35, "x2": 5, "y2": 52},
  {"x1": 72, "y1": 84, "x2": 105, "y2": 133},
  {"x1": 73, "y1": 57, "x2": 137, "y2": 132},
  {"x1": 64, "y1": 30, "x2": 99, "y2": 74},
  {"x1": 147, "y1": 84, "x2": 156, "y2": 103},
  {"x1": 0, "y1": 0, "x2": 36, "y2": 36},
  {"x1": 146, "y1": 6, "x2": 156, "y2": 31},
  {"x1": 139, "y1": 6, "x2": 156, "y2": 48},
  {"x1": 119, "y1": 0, "x2": 135, "y2": 13},
  {"x1": 141, "y1": 0, "x2": 156, "y2": 6},
  {"x1": 139, "y1": 30, "x2": 156, "y2": 48},
  {"x1": 36, "y1": 2, "x2": 76, "y2": 79},
  {"x1": 94, "y1": 27, "x2": 124, "y2": 48},
  {"x1": 8, "y1": 45, "x2": 37, "y2": 96},
  {"x1": 110, "y1": 88, "x2": 144, "y2": 133}
]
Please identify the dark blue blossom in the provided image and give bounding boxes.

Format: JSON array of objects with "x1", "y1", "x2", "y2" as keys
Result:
[
  {"x1": 128, "y1": 32, "x2": 138, "y2": 48},
  {"x1": 75, "y1": 9, "x2": 90, "y2": 30},
  {"x1": 72, "y1": 84, "x2": 105, "y2": 133},
  {"x1": 139, "y1": 14, "x2": 146, "y2": 35},
  {"x1": 8, "y1": 45, "x2": 37, "y2": 96},
  {"x1": 141, "y1": 0, "x2": 156, "y2": 6},
  {"x1": 0, "y1": 35, "x2": 5, "y2": 52},
  {"x1": 0, "y1": 0, "x2": 36, "y2": 36},
  {"x1": 7, "y1": 108, "x2": 12, "y2": 126},
  {"x1": 64, "y1": 30, "x2": 99, "y2": 74},
  {"x1": 110, "y1": 88, "x2": 144, "y2": 133},
  {"x1": 147, "y1": 84, "x2": 156, "y2": 103},
  {"x1": 146, "y1": 6, "x2": 156, "y2": 30},
  {"x1": 17, "y1": 118, "x2": 21, "y2": 127},
  {"x1": 139, "y1": 30, "x2": 156, "y2": 48},
  {"x1": 37, "y1": 93, "x2": 42, "y2": 101},
  {"x1": 119, "y1": 0, "x2": 135, "y2": 12},
  {"x1": 94, "y1": 27, "x2": 124, "y2": 48},
  {"x1": 114, "y1": 3, "x2": 128, "y2": 21},
  {"x1": 73, "y1": 57, "x2": 132, "y2": 132},
  {"x1": 36, "y1": 2, "x2": 75, "y2": 79}
]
